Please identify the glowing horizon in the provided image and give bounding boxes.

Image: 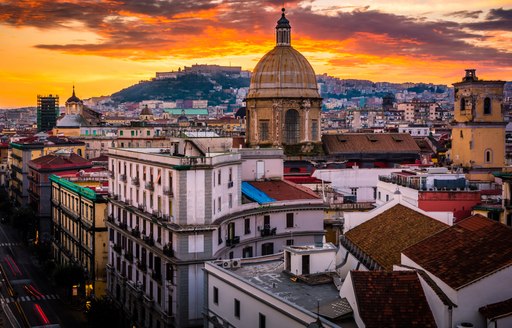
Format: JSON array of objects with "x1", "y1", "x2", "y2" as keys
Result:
[{"x1": 0, "y1": 1, "x2": 510, "y2": 108}]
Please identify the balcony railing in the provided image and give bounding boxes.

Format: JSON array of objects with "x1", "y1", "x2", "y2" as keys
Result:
[
  {"x1": 163, "y1": 244, "x2": 173, "y2": 257},
  {"x1": 145, "y1": 181, "x2": 154, "y2": 191},
  {"x1": 132, "y1": 177, "x2": 140, "y2": 186},
  {"x1": 131, "y1": 229, "x2": 141, "y2": 238},
  {"x1": 260, "y1": 226, "x2": 277, "y2": 237},
  {"x1": 125, "y1": 252, "x2": 134, "y2": 262},
  {"x1": 228, "y1": 181, "x2": 234, "y2": 188},
  {"x1": 151, "y1": 271, "x2": 162, "y2": 283},
  {"x1": 143, "y1": 236, "x2": 155, "y2": 246},
  {"x1": 119, "y1": 222, "x2": 128, "y2": 231},
  {"x1": 113, "y1": 244, "x2": 122, "y2": 253},
  {"x1": 225, "y1": 236, "x2": 240, "y2": 247},
  {"x1": 137, "y1": 261, "x2": 147, "y2": 272},
  {"x1": 120, "y1": 174, "x2": 127, "y2": 182},
  {"x1": 163, "y1": 187, "x2": 173, "y2": 197}
]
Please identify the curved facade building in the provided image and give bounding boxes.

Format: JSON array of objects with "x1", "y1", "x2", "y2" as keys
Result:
[{"x1": 246, "y1": 9, "x2": 322, "y2": 147}]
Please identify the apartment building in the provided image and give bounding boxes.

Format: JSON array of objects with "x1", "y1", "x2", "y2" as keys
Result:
[{"x1": 50, "y1": 170, "x2": 109, "y2": 298}]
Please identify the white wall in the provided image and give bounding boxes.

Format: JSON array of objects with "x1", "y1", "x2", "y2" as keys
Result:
[
  {"x1": 314, "y1": 168, "x2": 402, "y2": 202},
  {"x1": 336, "y1": 246, "x2": 369, "y2": 280},
  {"x1": 339, "y1": 272, "x2": 366, "y2": 328}
]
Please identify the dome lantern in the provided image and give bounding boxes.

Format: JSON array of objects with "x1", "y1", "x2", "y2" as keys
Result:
[{"x1": 276, "y1": 8, "x2": 291, "y2": 46}]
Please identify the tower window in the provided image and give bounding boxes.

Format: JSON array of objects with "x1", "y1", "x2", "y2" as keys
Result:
[
  {"x1": 460, "y1": 98, "x2": 466, "y2": 111},
  {"x1": 259, "y1": 120, "x2": 269, "y2": 141},
  {"x1": 484, "y1": 97, "x2": 491, "y2": 115},
  {"x1": 485, "y1": 149, "x2": 492, "y2": 163},
  {"x1": 284, "y1": 109, "x2": 300, "y2": 144}
]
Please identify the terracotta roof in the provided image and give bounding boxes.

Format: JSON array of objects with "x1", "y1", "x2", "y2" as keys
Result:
[
  {"x1": 322, "y1": 133, "x2": 421, "y2": 155},
  {"x1": 90, "y1": 155, "x2": 109, "y2": 162},
  {"x1": 28, "y1": 153, "x2": 91, "y2": 170},
  {"x1": 247, "y1": 180, "x2": 320, "y2": 201},
  {"x1": 480, "y1": 298, "x2": 512, "y2": 320},
  {"x1": 403, "y1": 215, "x2": 512, "y2": 289},
  {"x1": 345, "y1": 204, "x2": 448, "y2": 270},
  {"x1": 351, "y1": 271, "x2": 436, "y2": 328}
]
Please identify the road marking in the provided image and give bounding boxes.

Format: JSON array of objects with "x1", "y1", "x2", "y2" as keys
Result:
[{"x1": 4, "y1": 294, "x2": 59, "y2": 304}]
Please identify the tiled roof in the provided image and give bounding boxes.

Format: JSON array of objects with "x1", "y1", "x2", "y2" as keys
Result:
[
  {"x1": 248, "y1": 180, "x2": 320, "y2": 201},
  {"x1": 345, "y1": 204, "x2": 448, "y2": 270},
  {"x1": 322, "y1": 133, "x2": 420, "y2": 155},
  {"x1": 479, "y1": 298, "x2": 512, "y2": 320},
  {"x1": 351, "y1": 271, "x2": 436, "y2": 328},
  {"x1": 403, "y1": 215, "x2": 512, "y2": 289},
  {"x1": 29, "y1": 153, "x2": 91, "y2": 169}
]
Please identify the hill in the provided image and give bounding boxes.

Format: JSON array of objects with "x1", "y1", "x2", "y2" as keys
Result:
[{"x1": 111, "y1": 73, "x2": 250, "y2": 106}]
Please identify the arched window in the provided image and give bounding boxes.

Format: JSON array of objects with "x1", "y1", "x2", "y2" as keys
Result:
[
  {"x1": 484, "y1": 97, "x2": 491, "y2": 115},
  {"x1": 460, "y1": 98, "x2": 466, "y2": 111},
  {"x1": 485, "y1": 149, "x2": 492, "y2": 163},
  {"x1": 284, "y1": 109, "x2": 300, "y2": 144}
]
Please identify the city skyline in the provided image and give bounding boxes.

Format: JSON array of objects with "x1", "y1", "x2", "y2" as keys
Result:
[{"x1": 0, "y1": 0, "x2": 511, "y2": 108}]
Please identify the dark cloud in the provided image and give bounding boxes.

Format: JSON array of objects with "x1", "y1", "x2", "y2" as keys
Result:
[
  {"x1": 0, "y1": 1, "x2": 510, "y2": 65},
  {"x1": 445, "y1": 10, "x2": 482, "y2": 19},
  {"x1": 464, "y1": 7, "x2": 512, "y2": 31}
]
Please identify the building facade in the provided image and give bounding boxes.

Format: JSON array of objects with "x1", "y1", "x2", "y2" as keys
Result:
[
  {"x1": 50, "y1": 172, "x2": 109, "y2": 298},
  {"x1": 37, "y1": 95, "x2": 59, "y2": 132},
  {"x1": 245, "y1": 9, "x2": 322, "y2": 148},
  {"x1": 451, "y1": 69, "x2": 506, "y2": 170}
]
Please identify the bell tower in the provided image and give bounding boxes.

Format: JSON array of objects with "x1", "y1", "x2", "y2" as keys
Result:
[{"x1": 451, "y1": 69, "x2": 506, "y2": 169}]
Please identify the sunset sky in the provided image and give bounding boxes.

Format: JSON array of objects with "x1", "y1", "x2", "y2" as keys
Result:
[{"x1": 0, "y1": 0, "x2": 511, "y2": 108}]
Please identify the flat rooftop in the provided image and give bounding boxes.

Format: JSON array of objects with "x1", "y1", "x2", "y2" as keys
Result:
[{"x1": 235, "y1": 260, "x2": 339, "y2": 314}]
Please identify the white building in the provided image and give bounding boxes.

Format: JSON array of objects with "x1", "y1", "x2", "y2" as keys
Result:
[{"x1": 106, "y1": 143, "x2": 327, "y2": 327}]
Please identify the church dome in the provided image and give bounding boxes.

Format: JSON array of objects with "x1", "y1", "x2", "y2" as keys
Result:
[
  {"x1": 66, "y1": 86, "x2": 82, "y2": 103},
  {"x1": 247, "y1": 9, "x2": 320, "y2": 99}
]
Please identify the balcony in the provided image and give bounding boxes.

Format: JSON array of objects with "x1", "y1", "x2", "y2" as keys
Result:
[
  {"x1": 109, "y1": 193, "x2": 118, "y2": 200},
  {"x1": 137, "y1": 261, "x2": 147, "y2": 272},
  {"x1": 113, "y1": 244, "x2": 122, "y2": 253},
  {"x1": 163, "y1": 244, "x2": 173, "y2": 257},
  {"x1": 225, "y1": 236, "x2": 240, "y2": 247},
  {"x1": 137, "y1": 203, "x2": 146, "y2": 211},
  {"x1": 125, "y1": 252, "x2": 134, "y2": 262},
  {"x1": 228, "y1": 181, "x2": 234, "y2": 188},
  {"x1": 163, "y1": 187, "x2": 173, "y2": 197},
  {"x1": 145, "y1": 181, "x2": 154, "y2": 191},
  {"x1": 260, "y1": 226, "x2": 277, "y2": 237},
  {"x1": 143, "y1": 235, "x2": 155, "y2": 247},
  {"x1": 132, "y1": 177, "x2": 140, "y2": 186},
  {"x1": 505, "y1": 200, "x2": 512, "y2": 209},
  {"x1": 107, "y1": 215, "x2": 115, "y2": 223},
  {"x1": 151, "y1": 271, "x2": 162, "y2": 283},
  {"x1": 131, "y1": 228, "x2": 141, "y2": 238},
  {"x1": 119, "y1": 222, "x2": 128, "y2": 231},
  {"x1": 120, "y1": 174, "x2": 127, "y2": 182}
]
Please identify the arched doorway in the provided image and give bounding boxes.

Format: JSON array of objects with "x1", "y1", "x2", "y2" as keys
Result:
[{"x1": 284, "y1": 109, "x2": 300, "y2": 144}]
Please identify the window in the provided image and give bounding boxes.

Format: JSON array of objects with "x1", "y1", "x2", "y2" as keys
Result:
[
  {"x1": 234, "y1": 299, "x2": 240, "y2": 319},
  {"x1": 460, "y1": 98, "x2": 466, "y2": 111},
  {"x1": 213, "y1": 287, "x2": 218, "y2": 305},
  {"x1": 218, "y1": 196, "x2": 221, "y2": 212},
  {"x1": 218, "y1": 227, "x2": 222, "y2": 245},
  {"x1": 386, "y1": 194, "x2": 389, "y2": 201},
  {"x1": 261, "y1": 243, "x2": 274, "y2": 256},
  {"x1": 217, "y1": 170, "x2": 221, "y2": 186},
  {"x1": 228, "y1": 194, "x2": 233, "y2": 209},
  {"x1": 147, "y1": 131, "x2": 151, "y2": 136},
  {"x1": 485, "y1": 149, "x2": 492, "y2": 163},
  {"x1": 259, "y1": 120, "x2": 269, "y2": 141},
  {"x1": 285, "y1": 109, "x2": 300, "y2": 144},
  {"x1": 286, "y1": 239, "x2": 294, "y2": 246},
  {"x1": 312, "y1": 119, "x2": 318, "y2": 141},
  {"x1": 120, "y1": 131, "x2": 123, "y2": 136},
  {"x1": 244, "y1": 218, "x2": 250, "y2": 234},
  {"x1": 484, "y1": 97, "x2": 491, "y2": 115},
  {"x1": 259, "y1": 313, "x2": 266, "y2": 328},
  {"x1": 286, "y1": 213, "x2": 294, "y2": 228}
]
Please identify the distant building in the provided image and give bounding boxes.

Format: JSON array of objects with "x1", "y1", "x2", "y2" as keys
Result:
[
  {"x1": 37, "y1": 94, "x2": 59, "y2": 132},
  {"x1": 9, "y1": 136, "x2": 86, "y2": 206},
  {"x1": 28, "y1": 151, "x2": 92, "y2": 240}
]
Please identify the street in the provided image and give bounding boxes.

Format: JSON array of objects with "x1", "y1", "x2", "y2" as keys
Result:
[{"x1": 0, "y1": 210, "x2": 87, "y2": 328}]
